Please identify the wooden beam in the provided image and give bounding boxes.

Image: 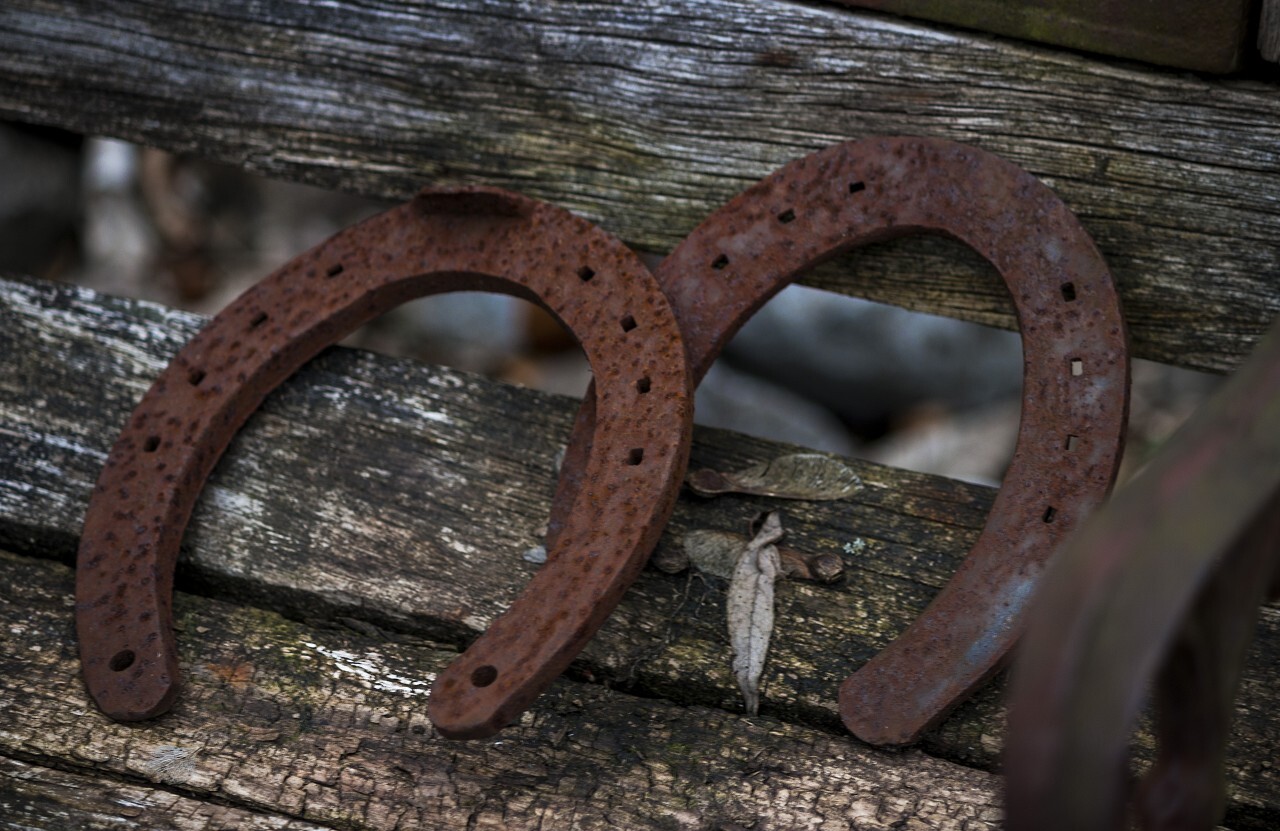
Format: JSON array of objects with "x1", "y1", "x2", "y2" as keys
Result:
[
  {"x1": 2, "y1": 275, "x2": 1277, "y2": 828},
  {"x1": 0, "y1": 756, "x2": 331, "y2": 831},
  {"x1": 1263, "y1": 0, "x2": 1280, "y2": 63},
  {"x1": 834, "y1": 0, "x2": 1254, "y2": 72},
  {"x1": 0, "y1": 1, "x2": 1278, "y2": 372},
  {"x1": 0, "y1": 550, "x2": 1009, "y2": 829}
]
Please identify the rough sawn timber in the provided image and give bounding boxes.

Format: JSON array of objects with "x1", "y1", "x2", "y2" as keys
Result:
[
  {"x1": 2, "y1": 275, "x2": 1277, "y2": 829},
  {"x1": 0, "y1": 550, "x2": 1008, "y2": 830},
  {"x1": 1, "y1": 0, "x2": 1279, "y2": 373}
]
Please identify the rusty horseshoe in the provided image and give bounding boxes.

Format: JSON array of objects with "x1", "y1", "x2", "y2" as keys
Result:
[
  {"x1": 549, "y1": 136, "x2": 1130, "y2": 745},
  {"x1": 75, "y1": 188, "x2": 694, "y2": 739}
]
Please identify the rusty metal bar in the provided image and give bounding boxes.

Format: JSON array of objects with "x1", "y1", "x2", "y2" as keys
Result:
[{"x1": 1005, "y1": 317, "x2": 1280, "y2": 831}]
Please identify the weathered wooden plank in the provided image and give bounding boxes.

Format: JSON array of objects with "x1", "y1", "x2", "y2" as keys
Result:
[
  {"x1": 0, "y1": 550, "x2": 1008, "y2": 830},
  {"x1": 2, "y1": 275, "x2": 1278, "y2": 828},
  {"x1": 0, "y1": 757, "x2": 331, "y2": 831},
  {"x1": 1, "y1": 0, "x2": 1279, "y2": 373},
  {"x1": 1264, "y1": 0, "x2": 1280, "y2": 63},
  {"x1": 835, "y1": 0, "x2": 1254, "y2": 72}
]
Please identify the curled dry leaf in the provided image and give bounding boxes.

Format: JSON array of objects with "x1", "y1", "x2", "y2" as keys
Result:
[
  {"x1": 687, "y1": 453, "x2": 863, "y2": 500},
  {"x1": 727, "y1": 511, "x2": 784, "y2": 715},
  {"x1": 681, "y1": 529, "x2": 844, "y2": 583},
  {"x1": 682, "y1": 530, "x2": 743, "y2": 579}
]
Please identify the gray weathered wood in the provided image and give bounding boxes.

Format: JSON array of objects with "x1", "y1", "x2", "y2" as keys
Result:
[
  {"x1": 1, "y1": 0, "x2": 1279, "y2": 373},
  {"x1": 0, "y1": 550, "x2": 1007, "y2": 830},
  {"x1": 0, "y1": 757, "x2": 330, "y2": 831},
  {"x1": 2, "y1": 275, "x2": 1277, "y2": 828}
]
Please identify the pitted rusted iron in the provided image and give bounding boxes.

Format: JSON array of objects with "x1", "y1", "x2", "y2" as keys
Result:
[
  {"x1": 549, "y1": 136, "x2": 1130, "y2": 745},
  {"x1": 75, "y1": 187, "x2": 694, "y2": 739},
  {"x1": 1006, "y1": 318, "x2": 1280, "y2": 831}
]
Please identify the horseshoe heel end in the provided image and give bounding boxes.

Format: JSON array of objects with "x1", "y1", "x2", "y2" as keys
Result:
[
  {"x1": 78, "y1": 614, "x2": 181, "y2": 722},
  {"x1": 77, "y1": 511, "x2": 184, "y2": 721},
  {"x1": 85, "y1": 664, "x2": 180, "y2": 722},
  {"x1": 427, "y1": 587, "x2": 607, "y2": 740},
  {"x1": 839, "y1": 645, "x2": 989, "y2": 746},
  {"x1": 428, "y1": 655, "x2": 534, "y2": 740}
]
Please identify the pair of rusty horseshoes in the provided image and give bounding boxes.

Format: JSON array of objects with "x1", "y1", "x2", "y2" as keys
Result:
[{"x1": 76, "y1": 137, "x2": 1129, "y2": 742}]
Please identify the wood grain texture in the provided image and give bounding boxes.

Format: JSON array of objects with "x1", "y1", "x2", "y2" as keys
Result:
[
  {"x1": 2, "y1": 275, "x2": 1278, "y2": 828},
  {"x1": 0, "y1": 550, "x2": 1008, "y2": 830},
  {"x1": 1, "y1": 0, "x2": 1279, "y2": 372},
  {"x1": 0, "y1": 757, "x2": 330, "y2": 831}
]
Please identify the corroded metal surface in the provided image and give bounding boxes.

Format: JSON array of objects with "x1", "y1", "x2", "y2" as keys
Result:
[
  {"x1": 75, "y1": 188, "x2": 694, "y2": 739},
  {"x1": 1006, "y1": 318, "x2": 1280, "y2": 831},
  {"x1": 551, "y1": 136, "x2": 1130, "y2": 745}
]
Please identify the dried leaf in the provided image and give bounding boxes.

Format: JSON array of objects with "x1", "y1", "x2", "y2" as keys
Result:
[
  {"x1": 727, "y1": 511, "x2": 784, "y2": 715},
  {"x1": 687, "y1": 453, "x2": 863, "y2": 500},
  {"x1": 650, "y1": 544, "x2": 691, "y2": 574},
  {"x1": 682, "y1": 530, "x2": 743, "y2": 579},
  {"x1": 684, "y1": 529, "x2": 842, "y2": 584}
]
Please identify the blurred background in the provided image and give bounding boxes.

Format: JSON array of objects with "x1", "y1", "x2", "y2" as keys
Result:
[{"x1": 0, "y1": 120, "x2": 1219, "y2": 486}]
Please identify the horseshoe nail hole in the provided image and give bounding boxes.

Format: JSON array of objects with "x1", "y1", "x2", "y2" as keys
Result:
[
  {"x1": 711, "y1": 254, "x2": 730, "y2": 270},
  {"x1": 471, "y1": 665, "x2": 498, "y2": 687},
  {"x1": 326, "y1": 263, "x2": 344, "y2": 278},
  {"x1": 577, "y1": 266, "x2": 595, "y2": 282},
  {"x1": 188, "y1": 368, "x2": 206, "y2": 387},
  {"x1": 1061, "y1": 282, "x2": 1077, "y2": 302},
  {"x1": 1042, "y1": 506, "x2": 1057, "y2": 524},
  {"x1": 627, "y1": 448, "x2": 645, "y2": 466},
  {"x1": 249, "y1": 311, "x2": 269, "y2": 329},
  {"x1": 1070, "y1": 359, "x2": 1084, "y2": 376},
  {"x1": 636, "y1": 376, "x2": 651, "y2": 394},
  {"x1": 620, "y1": 314, "x2": 637, "y2": 332},
  {"x1": 143, "y1": 436, "x2": 160, "y2": 453},
  {"x1": 109, "y1": 650, "x2": 136, "y2": 672},
  {"x1": 778, "y1": 208, "x2": 796, "y2": 224},
  {"x1": 1065, "y1": 434, "x2": 1080, "y2": 451},
  {"x1": 849, "y1": 181, "x2": 866, "y2": 194}
]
